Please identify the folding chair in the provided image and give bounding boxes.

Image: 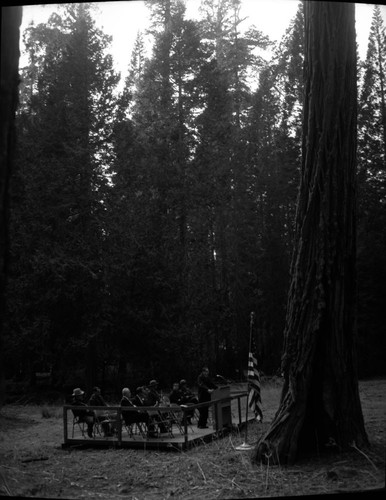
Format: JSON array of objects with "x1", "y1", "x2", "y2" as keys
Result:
[
  {"x1": 121, "y1": 407, "x2": 149, "y2": 439},
  {"x1": 179, "y1": 405, "x2": 200, "y2": 426},
  {"x1": 168, "y1": 406, "x2": 185, "y2": 435},
  {"x1": 71, "y1": 410, "x2": 99, "y2": 438},
  {"x1": 72, "y1": 415, "x2": 87, "y2": 438},
  {"x1": 123, "y1": 420, "x2": 147, "y2": 439},
  {"x1": 192, "y1": 408, "x2": 200, "y2": 424},
  {"x1": 149, "y1": 409, "x2": 174, "y2": 438},
  {"x1": 180, "y1": 405, "x2": 197, "y2": 433},
  {"x1": 170, "y1": 404, "x2": 197, "y2": 435},
  {"x1": 93, "y1": 419, "x2": 102, "y2": 437}
]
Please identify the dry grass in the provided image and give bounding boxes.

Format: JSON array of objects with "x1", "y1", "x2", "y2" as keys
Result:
[{"x1": 0, "y1": 379, "x2": 385, "y2": 499}]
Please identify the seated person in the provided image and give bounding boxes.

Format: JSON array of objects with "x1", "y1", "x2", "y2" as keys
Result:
[
  {"x1": 136, "y1": 384, "x2": 168, "y2": 436},
  {"x1": 88, "y1": 386, "x2": 115, "y2": 437},
  {"x1": 133, "y1": 386, "x2": 148, "y2": 407},
  {"x1": 147, "y1": 380, "x2": 161, "y2": 406},
  {"x1": 179, "y1": 379, "x2": 199, "y2": 424},
  {"x1": 70, "y1": 387, "x2": 95, "y2": 438},
  {"x1": 120, "y1": 387, "x2": 150, "y2": 427},
  {"x1": 179, "y1": 379, "x2": 198, "y2": 405},
  {"x1": 168, "y1": 382, "x2": 186, "y2": 425},
  {"x1": 169, "y1": 382, "x2": 183, "y2": 405},
  {"x1": 88, "y1": 386, "x2": 108, "y2": 407},
  {"x1": 148, "y1": 379, "x2": 171, "y2": 405}
]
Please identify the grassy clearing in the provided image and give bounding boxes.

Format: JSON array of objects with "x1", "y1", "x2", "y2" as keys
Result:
[{"x1": 0, "y1": 379, "x2": 385, "y2": 499}]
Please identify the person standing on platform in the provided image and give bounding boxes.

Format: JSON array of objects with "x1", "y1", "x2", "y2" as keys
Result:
[{"x1": 197, "y1": 367, "x2": 217, "y2": 429}]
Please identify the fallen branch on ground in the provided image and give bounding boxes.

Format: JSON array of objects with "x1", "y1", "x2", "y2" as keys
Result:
[{"x1": 21, "y1": 457, "x2": 49, "y2": 463}]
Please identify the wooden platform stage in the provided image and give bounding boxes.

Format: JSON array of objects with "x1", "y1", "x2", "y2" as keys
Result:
[
  {"x1": 64, "y1": 423, "x2": 223, "y2": 451},
  {"x1": 62, "y1": 389, "x2": 256, "y2": 451}
]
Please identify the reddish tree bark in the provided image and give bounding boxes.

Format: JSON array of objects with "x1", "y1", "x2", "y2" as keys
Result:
[{"x1": 253, "y1": 2, "x2": 368, "y2": 465}]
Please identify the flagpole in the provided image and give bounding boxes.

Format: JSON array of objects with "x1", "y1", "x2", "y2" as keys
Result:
[{"x1": 235, "y1": 311, "x2": 255, "y2": 451}]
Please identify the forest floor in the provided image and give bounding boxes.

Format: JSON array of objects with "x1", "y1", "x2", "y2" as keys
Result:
[{"x1": 0, "y1": 378, "x2": 385, "y2": 499}]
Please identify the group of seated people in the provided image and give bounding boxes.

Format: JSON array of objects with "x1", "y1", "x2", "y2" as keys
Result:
[
  {"x1": 169, "y1": 379, "x2": 199, "y2": 424},
  {"x1": 70, "y1": 379, "x2": 199, "y2": 439}
]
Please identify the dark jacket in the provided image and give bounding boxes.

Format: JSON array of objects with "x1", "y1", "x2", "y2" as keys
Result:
[
  {"x1": 121, "y1": 395, "x2": 136, "y2": 408},
  {"x1": 121, "y1": 396, "x2": 149, "y2": 425},
  {"x1": 147, "y1": 388, "x2": 161, "y2": 406},
  {"x1": 71, "y1": 397, "x2": 94, "y2": 420},
  {"x1": 133, "y1": 394, "x2": 146, "y2": 407},
  {"x1": 88, "y1": 393, "x2": 107, "y2": 407},
  {"x1": 180, "y1": 386, "x2": 198, "y2": 405},
  {"x1": 169, "y1": 389, "x2": 183, "y2": 405},
  {"x1": 197, "y1": 373, "x2": 217, "y2": 402}
]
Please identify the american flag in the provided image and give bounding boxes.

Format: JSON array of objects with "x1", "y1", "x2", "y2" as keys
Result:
[{"x1": 247, "y1": 352, "x2": 263, "y2": 421}]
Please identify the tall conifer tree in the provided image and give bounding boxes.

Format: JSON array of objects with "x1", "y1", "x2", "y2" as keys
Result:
[
  {"x1": 7, "y1": 3, "x2": 119, "y2": 388},
  {"x1": 253, "y1": 1, "x2": 368, "y2": 464}
]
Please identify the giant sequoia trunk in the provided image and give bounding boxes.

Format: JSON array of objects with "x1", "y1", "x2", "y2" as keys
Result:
[
  {"x1": 253, "y1": 2, "x2": 368, "y2": 465},
  {"x1": 0, "y1": 6, "x2": 22, "y2": 407}
]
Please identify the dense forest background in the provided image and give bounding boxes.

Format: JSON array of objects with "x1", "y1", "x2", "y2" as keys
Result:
[{"x1": 3, "y1": 0, "x2": 386, "y2": 396}]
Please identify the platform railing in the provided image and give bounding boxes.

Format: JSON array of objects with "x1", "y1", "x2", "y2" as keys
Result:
[{"x1": 63, "y1": 392, "x2": 250, "y2": 448}]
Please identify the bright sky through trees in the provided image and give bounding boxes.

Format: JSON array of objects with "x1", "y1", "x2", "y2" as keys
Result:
[{"x1": 20, "y1": 1, "x2": 386, "y2": 83}]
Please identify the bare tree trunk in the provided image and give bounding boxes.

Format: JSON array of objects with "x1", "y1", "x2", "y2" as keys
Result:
[
  {"x1": 253, "y1": 2, "x2": 368, "y2": 465},
  {"x1": 0, "y1": 6, "x2": 22, "y2": 408}
]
